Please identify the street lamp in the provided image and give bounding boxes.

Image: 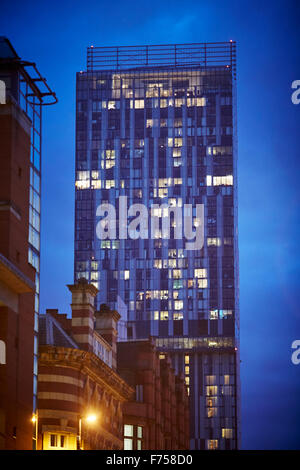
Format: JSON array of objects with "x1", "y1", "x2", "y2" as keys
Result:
[
  {"x1": 32, "y1": 413, "x2": 38, "y2": 450},
  {"x1": 78, "y1": 413, "x2": 98, "y2": 450}
]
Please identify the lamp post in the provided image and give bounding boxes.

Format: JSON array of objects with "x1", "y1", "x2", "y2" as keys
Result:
[
  {"x1": 77, "y1": 413, "x2": 97, "y2": 450},
  {"x1": 32, "y1": 413, "x2": 38, "y2": 450}
]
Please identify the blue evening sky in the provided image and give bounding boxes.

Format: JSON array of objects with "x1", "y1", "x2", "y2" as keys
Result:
[{"x1": 1, "y1": 0, "x2": 299, "y2": 449}]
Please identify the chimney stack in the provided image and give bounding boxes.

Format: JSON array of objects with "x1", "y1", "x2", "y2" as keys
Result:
[{"x1": 67, "y1": 278, "x2": 98, "y2": 352}]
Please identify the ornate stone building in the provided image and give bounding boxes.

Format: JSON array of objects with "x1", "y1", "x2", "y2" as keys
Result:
[{"x1": 37, "y1": 280, "x2": 134, "y2": 450}]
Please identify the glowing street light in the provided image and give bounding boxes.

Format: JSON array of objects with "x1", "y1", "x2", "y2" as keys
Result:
[
  {"x1": 78, "y1": 413, "x2": 98, "y2": 450},
  {"x1": 32, "y1": 413, "x2": 38, "y2": 450},
  {"x1": 85, "y1": 414, "x2": 97, "y2": 424}
]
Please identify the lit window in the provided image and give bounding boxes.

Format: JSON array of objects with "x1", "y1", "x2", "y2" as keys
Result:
[
  {"x1": 174, "y1": 300, "x2": 183, "y2": 310},
  {"x1": 213, "y1": 175, "x2": 233, "y2": 186},
  {"x1": 173, "y1": 269, "x2": 182, "y2": 279},
  {"x1": 206, "y1": 375, "x2": 216, "y2": 385},
  {"x1": 173, "y1": 312, "x2": 183, "y2": 320},
  {"x1": 222, "y1": 428, "x2": 233, "y2": 439},
  {"x1": 207, "y1": 407, "x2": 217, "y2": 418},
  {"x1": 206, "y1": 175, "x2": 212, "y2": 186},
  {"x1": 206, "y1": 386, "x2": 218, "y2": 396},
  {"x1": 185, "y1": 355, "x2": 189, "y2": 365},
  {"x1": 207, "y1": 439, "x2": 218, "y2": 450},
  {"x1": 194, "y1": 269, "x2": 207, "y2": 279},
  {"x1": 198, "y1": 279, "x2": 208, "y2": 288},
  {"x1": 124, "y1": 425, "x2": 133, "y2": 437},
  {"x1": 207, "y1": 238, "x2": 221, "y2": 246},
  {"x1": 210, "y1": 310, "x2": 218, "y2": 320},
  {"x1": 124, "y1": 438, "x2": 133, "y2": 450},
  {"x1": 224, "y1": 375, "x2": 230, "y2": 385}
]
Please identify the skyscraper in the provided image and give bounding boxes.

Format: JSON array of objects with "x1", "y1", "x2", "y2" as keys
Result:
[{"x1": 75, "y1": 42, "x2": 240, "y2": 450}]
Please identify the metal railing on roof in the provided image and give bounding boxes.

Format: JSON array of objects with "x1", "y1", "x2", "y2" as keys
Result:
[{"x1": 86, "y1": 41, "x2": 236, "y2": 77}]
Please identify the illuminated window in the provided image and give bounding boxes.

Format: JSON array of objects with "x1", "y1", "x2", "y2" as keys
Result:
[
  {"x1": 206, "y1": 397, "x2": 218, "y2": 407},
  {"x1": 224, "y1": 375, "x2": 230, "y2": 385},
  {"x1": 185, "y1": 355, "x2": 189, "y2": 365},
  {"x1": 173, "y1": 312, "x2": 183, "y2": 320},
  {"x1": 173, "y1": 269, "x2": 182, "y2": 279},
  {"x1": 158, "y1": 188, "x2": 168, "y2": 198},
  {"x1": 174, "y1": 138, "x2": 182, "y2": 147},
  {"x1": 124, "y1": 438, "x2": 133, "y2": 450},
  {"x1": 105, "y1": 179, "x2": 115, "y2": 189},
  {"x1": 124, "y1": 424, "x2": 143, "y2": 451},
  {"x1": 206, "y1": 386, "x2": 218, "y2": 396},
  {"x1": 222, "y1": 428, "x2": 233, "y2": 439},
  {"x1": 175, "y1": 98, "x2": 184, "y2": 107},
  {"x1": 173, "y1": 148, "x2": 181, "y2": 158},
  {"x1": 106, "y1": 150, "x2": 115, "y2": 159},
  {"x1": 154, "y1": 259, "x2": 162, "y2": 269},
  {"x1": 174, "y1": 300, "x2": 183, "y2": 310},
  {"x1": 101, "y1": 240, "x2": 111, "y2": 249},
  {"x1": 185, "y1": 366, "x2": 189, "y2": 375},
  {"x1": 210, "y1": 310, "x2": 218, "y2": 320},
  {"x1": 206, "y1": 175, "x2": 212, "y2": 186},
  {"x1": 207, "y1": 407, "x2": 217, "y2": 418},
  {"x1": 213, "y1": 175, "x2": 233, "y2": 186},
  {"x1": 207, "y1": 238, "x2": 221, "y2": 246},
  {"x1": 174, "y1": 178, "x2": 182, "y2": 185},
  {"x1": 198, "y1": 279, "x2": 208, "y2": 288},
  {"x1": 130, "y1": 99, "x2": 144, "y2": 109},
  {"x1": 206, "y1": 375, "x2": 216, "y2": 385},
  {"x1": 91, "y1": 180, "x2": 101, "y2": 189},
  {"x1": 194, "y1": 269, "x2": 207, "y2": 279},
  {"x1": 185, "y1": 376, "x2": 190, "y2": 385},
  {"x1": 207, "y1": 439, "x2": 218, "y2": 450}
]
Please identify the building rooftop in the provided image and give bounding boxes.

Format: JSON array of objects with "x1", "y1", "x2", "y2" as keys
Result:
[{"x1": 86, "y1": 41, "x2": 236, "y2": 74}]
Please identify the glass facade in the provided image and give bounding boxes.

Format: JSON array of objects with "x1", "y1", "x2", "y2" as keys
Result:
[{"x1": 75, "y1": 42, "x2": 240, "y2": 449}]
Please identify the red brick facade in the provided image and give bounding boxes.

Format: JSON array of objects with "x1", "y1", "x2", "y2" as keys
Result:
[
  {"x1": 0, "y1": 101, "x2": 36, "y2": 449},
  {"x1": 118, "y1": 340, "x2": 190, "y2": 450},
  {"x1": 37, "y1": 281, "x2": 190, "y2": 450}
]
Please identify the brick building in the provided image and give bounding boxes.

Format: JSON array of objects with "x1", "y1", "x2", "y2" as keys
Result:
[
  {"x1": 37, "y1": 279, "x2": 189, "y2": 450},
  {"x1": 37, "y1": 279, "x2": 134, "y2": 450},
  {"x1": 0, "y1": 82, "x2": 36, "y2": 450},
  {"x1": 0, "y1": 37, "x2": 56, "y2": 450},
  {"x1": 118, "y1": 340, "x2": 190, "y2": 450}
]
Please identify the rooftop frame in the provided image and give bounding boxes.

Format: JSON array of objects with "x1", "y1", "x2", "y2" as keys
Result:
[{"x1": 86, "y1": 41, "x2": 236, "y2": 77}]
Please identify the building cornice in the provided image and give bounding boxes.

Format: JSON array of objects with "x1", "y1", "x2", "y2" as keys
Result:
[{"x1": 39, "y1": 345, "x2": 134, "y2": 402}]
